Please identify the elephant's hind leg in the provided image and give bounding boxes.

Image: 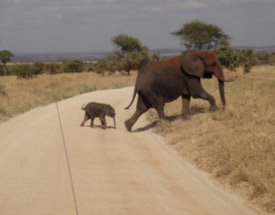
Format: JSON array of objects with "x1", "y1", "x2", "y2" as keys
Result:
[
  {"x1": 80, "y1": 113, "x2": 89, "y2": 127},
  {"x1": 125, "y1": 97, "x2": 149, "y2": 132},
  {"x1": 90, "y1": 117, "x2": 95, "y2": 128}
]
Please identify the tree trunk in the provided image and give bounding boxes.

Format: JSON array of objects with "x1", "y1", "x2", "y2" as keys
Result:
[{"x1": 4, "y1": 64, "x2": 7, "y2": 76}]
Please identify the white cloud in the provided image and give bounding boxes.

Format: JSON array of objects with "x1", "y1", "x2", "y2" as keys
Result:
[
  {"x1": 179, "y1": 1, "x2": 205, "y2": 9},
  {"x1": 144, "y1": 1, "x2": 205, "y2": 13}
]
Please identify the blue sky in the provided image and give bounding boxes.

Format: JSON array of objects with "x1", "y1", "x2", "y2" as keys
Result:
[{"x1": 0, "y1": 0, "x2": 274, "y2": 53}]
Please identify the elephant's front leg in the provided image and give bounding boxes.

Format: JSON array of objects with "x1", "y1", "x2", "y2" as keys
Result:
[
  {"x1": 194, "y1": 90, "x2": 218, "y2": 111},
  {"x1": 181, "y1": 94, "x2": 190, "y2": 119},
  {"x1": 189, "y1": 78, "x2": 218, "y2": 111},
  {"x1": 155, "y1": 104, "x2": 165, "y2": 119},
  {"x1": 99, "y1": 115, "x2": 107, "y2": 129}
]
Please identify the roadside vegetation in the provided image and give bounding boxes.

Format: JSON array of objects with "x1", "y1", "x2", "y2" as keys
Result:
[
  {"x1": 0, "y1": 72, "x2": 136, "y2": 123},
  {"x1": 1, "y1": 20, "x2": 275, "y2": 214},
  {"x1": 147, "y1": 65, "x2": 275, "y2": 214}
]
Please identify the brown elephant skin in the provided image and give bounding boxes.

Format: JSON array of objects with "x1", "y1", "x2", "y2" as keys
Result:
[
  {"x1": 124, "y1": 50, "x2": 236, "y2": 132},
  {"x1": 80, "y1": 102, "x2": 116, "y2": 129}
]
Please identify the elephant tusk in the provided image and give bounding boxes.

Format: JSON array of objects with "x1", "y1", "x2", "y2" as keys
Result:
[{"x1": 223, "y1": 75, "x2": 238, "y2": 82}]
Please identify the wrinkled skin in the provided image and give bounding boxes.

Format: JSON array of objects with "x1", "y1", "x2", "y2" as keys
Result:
[
  {"x1": 124, "y1": 50, "x2": 236, "y2": 132},
  {"x1": 80, "y1": 102, "x2": 116, "y2": 129}
]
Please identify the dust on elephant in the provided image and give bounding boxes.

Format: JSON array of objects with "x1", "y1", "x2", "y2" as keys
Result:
[
  {"x1": 80, "y1": 102, "x2": 116, "y2": 129},
  {"x1": 124, "y1": 50, "x2": 236, "y2": 132}
]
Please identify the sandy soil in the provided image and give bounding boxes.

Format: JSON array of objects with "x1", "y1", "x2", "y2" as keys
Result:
[{"x1": 0, "y1": 87, "x2": 259, "y2": 215}]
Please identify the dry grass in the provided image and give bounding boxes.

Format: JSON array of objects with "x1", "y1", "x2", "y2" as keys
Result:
[
  {"x1": 0, "y1": 72, "x2": 136, "y2": 123},
  {"x1": 1, "y1": 65, "x2": 275, "y2": 214},
  {"x1": 148, "y1": 65, "x2": 275, "y2": 214}
]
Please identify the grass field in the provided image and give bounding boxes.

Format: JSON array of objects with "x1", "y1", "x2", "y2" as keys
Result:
[
  {"x1": 1, "y1": 65, "x2": 275, "y2": 214},
  {"x1": 0, "y1": 72, "x2": 136, "y2": 123},
  {"x1": 147, "y1": 65, "x2": 275, "y2": 214}
]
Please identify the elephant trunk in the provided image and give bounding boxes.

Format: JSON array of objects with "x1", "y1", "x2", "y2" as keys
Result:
[
  {"x1": 113, "y1": 117, "x2": 116, "y2": 129},
  {"x1": 213, "y1": 68, "x2": 227, "y2": 109},
  {"x1": 223, "y1": 76, "x2": 238, "y2": 82},
  {"x1": 218, "y1": 80, "x2": 226, "y2": 109}
]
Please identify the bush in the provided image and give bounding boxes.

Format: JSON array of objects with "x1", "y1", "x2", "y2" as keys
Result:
[
  {"x1": 215, "y1": 47, "x2": 256, "y2": 73},
  {"x1": 256, "y1": 52, "x2": 273, "y2": 64},
  {"x1": 44, "y1": 63, "x2": 61, "y2": 74},
  {"x1": 92, "y1": 59, "x2": 112, "y2": 75},
  {"x1": 32, "y1": 62, "x2": 45, "y2": 76},
  {"x1": 0, "y1": 65, "x2": 4, "y2": 76},
  {"x1": 62, "y1": 60, "x2": 84, "y2": 73},
  {"x1": 11, "y1": 64, "x2": 35, "y2": 79},
  {"x1": 215, "y1": 47, "x2": 244, "y2": 70}
]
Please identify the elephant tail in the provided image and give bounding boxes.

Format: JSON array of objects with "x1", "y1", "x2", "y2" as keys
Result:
[
  {"x1": 125, "y1": 88, "x2": 137, "y2": 110},
  {"x1": 81, "y1": 103, "x2": 86, "y2": 110}
]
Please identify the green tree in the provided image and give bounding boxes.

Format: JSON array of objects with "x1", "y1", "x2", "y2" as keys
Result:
[
  {"x1": 0, "y1": 50, "x2": 14, "y2": 76},
  {"x1": 111, "y1": 34, "x2": 143, "y2": 56},
  {"x1": 172, "y1": 20, "x2": 231, "y2": 50},
  {"x1": 115, "y1": 48, "x2": 150, "y2": 75},
  {"x1": 111, "y1": 34, "x2": 150, "y2": 75}
]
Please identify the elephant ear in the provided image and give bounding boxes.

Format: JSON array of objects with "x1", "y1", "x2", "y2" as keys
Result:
[{"x1": 181, "y1": 51, "x2": 204, "y2": 78}]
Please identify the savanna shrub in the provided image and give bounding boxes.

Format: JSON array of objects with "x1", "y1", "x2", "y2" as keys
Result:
[
  {"x1": 11, "y1": 64, "x2": 35, "y2": 79},
  {"x1": 215, "y1": 47, "x2": 244, "y2": 70},
  {"x1": 0, "y1": 65, "x2": 4, "y2": 76},
  {"x1": 256, "y1": 52, "x2": 274, "y2": 64},
  {"x1": 44, "y1": 63, "x2": 62, "y2": 74},
  {"x1": 62, "y1": 60, "x2": 84, "y2": 73},
  {"x1": 215, "y1": 47, "x2": 256, "y2": 73},
  {"x1": 32, "y1": 62, "x2": 45, "y2": 76},
  {"x1": 92, "y1": 59, "x2": 115, "y2": 75}
]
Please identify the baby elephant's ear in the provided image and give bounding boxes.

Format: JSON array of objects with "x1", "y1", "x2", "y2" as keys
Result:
[{"x1": 181, "y1": 51, "x2": 204, "y2": 78}]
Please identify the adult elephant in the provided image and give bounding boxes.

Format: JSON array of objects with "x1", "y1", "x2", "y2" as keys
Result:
[{"x1": 124, "y1": 50, "x2": 236, "y2": 132}]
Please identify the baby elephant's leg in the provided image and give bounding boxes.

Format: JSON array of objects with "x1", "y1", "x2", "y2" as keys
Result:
[
  {"x1": 80, "y1": 113, "x2": 89, "y2": 127},
  {"x1": 99, "y1": 115, "x2": 107, "y2": 129},
  {"x1": 90, "y1": 117, "x2": 95, "y2": 128}
]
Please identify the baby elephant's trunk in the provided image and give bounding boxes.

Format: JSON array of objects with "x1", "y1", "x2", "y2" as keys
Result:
[{"x1": 113, "y1": 117, "x2": 116, "y2": 129}]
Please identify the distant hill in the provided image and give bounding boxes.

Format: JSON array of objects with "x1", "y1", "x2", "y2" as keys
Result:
[{"x1": 11, "y1": 46, "x2": 275, "y2": 62}]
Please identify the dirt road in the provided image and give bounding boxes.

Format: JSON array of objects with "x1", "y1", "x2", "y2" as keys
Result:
[{"x1": 0, "y1": 87, "x2": 258, "y2": 215}]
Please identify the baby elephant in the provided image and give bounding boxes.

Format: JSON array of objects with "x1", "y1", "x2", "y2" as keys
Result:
[{"x1": 80, "y1": 102, "x2": 116, "y2": 129}]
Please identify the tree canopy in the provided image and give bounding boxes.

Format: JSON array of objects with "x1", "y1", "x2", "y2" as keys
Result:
[
  {"x1": 111, "y1": 34, "x2": 143, "y2": 55},
  {"x1": 0, "y1": 50, "x2": 14, "y2": 76},
  {"x1": 109, "y1": 34, "x2": 150, "y2": 75},
  {"x1": 172, "y1": 20, "x2": 231, "y2": 50}
]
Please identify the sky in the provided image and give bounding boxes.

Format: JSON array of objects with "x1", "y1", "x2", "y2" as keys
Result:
[{"x1": 0, "y1": 0, "x2": 274, "y2": 53}]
